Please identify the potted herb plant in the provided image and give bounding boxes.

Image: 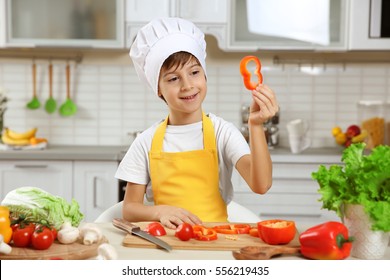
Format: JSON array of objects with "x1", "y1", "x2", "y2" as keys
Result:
[{"x1": 312, "y1": 143, "x2": 390, "y2": 259}]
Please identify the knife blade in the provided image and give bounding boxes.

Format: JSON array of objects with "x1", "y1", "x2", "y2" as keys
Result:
[{"x1": 112, "y1": 218, "x2": 172, "y2": 252}]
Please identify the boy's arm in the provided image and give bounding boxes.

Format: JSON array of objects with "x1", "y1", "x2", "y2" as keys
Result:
[{"x1": 235, "y1": 84, "x2": 278, "y2": 194}]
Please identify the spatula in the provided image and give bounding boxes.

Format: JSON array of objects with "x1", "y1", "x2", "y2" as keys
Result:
[
  {"x1": 232, "y1": 245, "x2": 301, "y2": 260},
  {"x1": 26, "y1": 62, "x2": 41, "y2": 110},
  {"x1": 44, "y1": 63, "x2": 57, "y2": 114},
  {"x1": 59, "y1": 63, "x2": 77, "y2": 117}
]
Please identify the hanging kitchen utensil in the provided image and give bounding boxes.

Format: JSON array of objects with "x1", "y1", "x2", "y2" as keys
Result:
[
  {"x1": 59, "y1": 63, "x2": 77, "y2": 116},
  {"x1": 44, "y1": 62, "x2": 57, "y2": 114},
  {"x1": 26, "y1": 62, "x2": 41, "y2": 110}
]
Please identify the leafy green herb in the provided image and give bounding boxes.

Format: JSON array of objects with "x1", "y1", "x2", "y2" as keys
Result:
[{"x1": 312, "y1": 143, "x2": 390, "y2": 232}]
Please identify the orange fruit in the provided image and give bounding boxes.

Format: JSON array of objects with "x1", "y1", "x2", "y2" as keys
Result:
[
  {"x1": 332, "y1": 126, "x2": 342, "y2": 137},
  {"x1": 335, "y1": 133, "x2": 347, "y2": 145}
]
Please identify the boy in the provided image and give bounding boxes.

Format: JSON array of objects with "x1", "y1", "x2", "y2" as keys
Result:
[{"x1": 116, "y1": 17, "x2": 279, "y2": 229}]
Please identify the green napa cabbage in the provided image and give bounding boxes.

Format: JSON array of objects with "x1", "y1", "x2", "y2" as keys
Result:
[
  {"x1": 312, "y1": 143, "x2": 390, "y2": 232},
  {"x1": 1, "y1": 186, "x2": 84, "y2": 230}
]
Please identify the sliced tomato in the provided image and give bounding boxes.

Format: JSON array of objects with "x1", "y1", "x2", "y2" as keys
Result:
[
  {"x1": 175, "y1": 223, "x2": 194, "y2": 241},
  {"x1": 192, "y1": 225, "x2": 218, "y2": 241},
  {"x1": 144, "y1": 222, "x2": 167, "y2": 236},
  {"x1": 213, "y1": 224, "x2": 251, "y2": 234}
]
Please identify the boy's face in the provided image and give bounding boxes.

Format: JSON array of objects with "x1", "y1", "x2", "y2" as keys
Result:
[{"x1": 158, "y1": 58, "x2": 207, "y2": 116}]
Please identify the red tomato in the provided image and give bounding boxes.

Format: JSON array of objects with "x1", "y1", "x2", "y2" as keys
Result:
[
  {"x1": 144, "y1": 222, "x2": 167, "y2": 236},
  {"x1": 50, "y1": 227, "x2": 58, "y2": 240},
  {"x1": 12, "y1": 223, "x2": 35, "y2": 247},
  {"x1": 175, "y1": 223, "x2": 194, "y2": 241},
  {"x1": 31, "y1": 227, "x2": 54, "y2": 250}
]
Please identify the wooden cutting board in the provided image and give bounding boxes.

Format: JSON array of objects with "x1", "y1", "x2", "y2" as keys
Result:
[
  {"x1": 0, "y1": 237, "x2": 108, "y2": 260},
  {"x1": 122, "y1": 223, "x2": 300, "y2": 251}
]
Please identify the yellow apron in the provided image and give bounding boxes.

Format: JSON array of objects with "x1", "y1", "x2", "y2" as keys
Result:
[{"x1": 149, "y1": 112, "x2": 228, "y2": 222}]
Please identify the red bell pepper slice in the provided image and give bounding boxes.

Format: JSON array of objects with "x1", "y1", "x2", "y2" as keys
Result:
[
  {"x1": 240, "y1": 56, "x2": 263, "y2": 90},
  {"x1": 192, "y1": 225, "x2": 218, "y2": 241},
  {"x1": 213, "y1": 224, "x2": 251, "y2": 234},
  {"x1": 248, "y1": 227, "x2": 259, "y2": 237},
  {"x1": 299, "y1": 221, "x2": 354, "y2": 260}
]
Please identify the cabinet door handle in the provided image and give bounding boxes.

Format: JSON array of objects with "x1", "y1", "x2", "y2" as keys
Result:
[
  {"x1": 93, "y1": 176, "x2": 98, "y2": 208},
  {"x1": 14, "y1": 165, "x2": 48, "y2": 168}
]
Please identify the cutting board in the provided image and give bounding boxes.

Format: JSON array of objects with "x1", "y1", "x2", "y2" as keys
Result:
[
  {"x1": 0, "y1": 237, "x2": 108, "y2": 260},
  {"x1": 122, "y1": 223, "x2": 300, "y2": 251}
]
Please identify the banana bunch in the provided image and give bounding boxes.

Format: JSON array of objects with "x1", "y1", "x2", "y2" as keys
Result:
[{"x1": 1, "y1": 127, "x2": 47, "y2": 146}]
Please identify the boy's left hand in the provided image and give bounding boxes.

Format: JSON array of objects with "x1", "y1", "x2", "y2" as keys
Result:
[{"x1": 249, "y1": 84, "x2": 279, "y2": 125}]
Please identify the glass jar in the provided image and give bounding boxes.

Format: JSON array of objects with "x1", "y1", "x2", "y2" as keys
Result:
[{"x1": 357, "y1": 101, "x2": 386, "y2": 149}]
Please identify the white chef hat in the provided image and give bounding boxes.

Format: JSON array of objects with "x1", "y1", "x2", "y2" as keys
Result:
[{"x1": 129, "y1": 17, "x2": 207, "y2": 95}]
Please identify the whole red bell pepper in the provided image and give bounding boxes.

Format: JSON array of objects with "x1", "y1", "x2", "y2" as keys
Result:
[
  {"x1": 299, "y1": 221, "x2": 354, "y2": 260},
  {"x1": 239, "y1": 56, "x2": 263, "y2": 90}
]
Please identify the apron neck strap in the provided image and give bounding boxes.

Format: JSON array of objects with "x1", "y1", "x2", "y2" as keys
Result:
[{"x1": 151, "y1": 112, "x2": 216, "y2": 152}]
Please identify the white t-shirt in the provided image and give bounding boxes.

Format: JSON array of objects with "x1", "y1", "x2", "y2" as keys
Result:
[{"x1": 115, "y1": 113, "x2": 250, "y2": 204}]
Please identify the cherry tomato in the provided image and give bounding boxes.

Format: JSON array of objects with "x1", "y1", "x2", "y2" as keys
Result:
[
  {"x1": 12, "y1": 223, "x2": 35, "y2": 247},
  {"x1": 31, "y1": 226, "x2": 54, "y2": 250},
  {"x1": 175, "y1": 223, "x2": 194, "y2": 241},
  {"x1": 144, "y1": 222, "x2": 167, "y2": 236}
]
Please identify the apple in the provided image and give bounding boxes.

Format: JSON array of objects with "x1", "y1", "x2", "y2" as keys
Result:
[{"x1": 345, "y1": 125, "x2": 361, "y2": 138}]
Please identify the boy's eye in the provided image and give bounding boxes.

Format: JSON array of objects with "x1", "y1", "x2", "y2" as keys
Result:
[
  {"x1": 168, "y1": 76, "x2": 178, "y2": 82},
  {"x1": 192, "y1": 70, "x2": 200, "y2": 75}
]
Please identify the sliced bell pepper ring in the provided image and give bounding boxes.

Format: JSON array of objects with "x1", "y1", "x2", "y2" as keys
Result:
[
  {"x1": 240, "y1": 56, "x2": 263, "y2": 90},
  {"x1": 192, "y1": 225, "x2": 218, "y2": 241},
  {"x1": 248, "y1": 227, "x2": 259, "y2": 237},
  {"x1": 213, "y1": 224, "x2": 251, "y2": 234}
]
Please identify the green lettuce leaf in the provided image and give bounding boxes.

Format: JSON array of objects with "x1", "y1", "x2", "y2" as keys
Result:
[
  {"x1": 312, "y1": 143, "x2": 390, "y2": 232},
  {"x1": 1, "y1": 186, "x2": 84, "y2": 230}
]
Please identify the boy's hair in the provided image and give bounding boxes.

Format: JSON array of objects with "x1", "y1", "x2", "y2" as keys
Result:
[{"x1": 161, "y1": 51, "x2": 200, "y2": 73}]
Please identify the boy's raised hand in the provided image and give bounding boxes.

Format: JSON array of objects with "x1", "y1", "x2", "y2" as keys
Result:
[{"x1": 249, "y1": 84, "x2": 279, "y2": 125}]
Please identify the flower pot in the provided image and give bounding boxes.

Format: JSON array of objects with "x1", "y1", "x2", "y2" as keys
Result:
[{"x1": 343, "y1": 204, "x2": 390, "y2": 259}]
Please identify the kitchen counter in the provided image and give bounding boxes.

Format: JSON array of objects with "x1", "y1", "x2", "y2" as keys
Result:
[
  {"x1": 0, "y1": 145, "x2": 128, "y2": 161},
  {"x1": 0, "y1": 145, "x2": 342, "y2": 163},
  {"x1": 96, "y1": 223, "x2": 390, "y2": 260}
]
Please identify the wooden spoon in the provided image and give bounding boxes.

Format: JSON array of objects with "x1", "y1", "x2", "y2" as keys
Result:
[
  {"x1": 26, "y1": 62, "x2": 41, "y2": 110},
  {"x1": 44, "y1": 63, "x2": 57, "y2": 114},
  {"x1": 232, "y1": 245, "x2": 301, "y2": 260}
]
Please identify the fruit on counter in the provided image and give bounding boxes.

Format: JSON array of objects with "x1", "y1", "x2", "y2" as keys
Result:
[
  {"x1": 299, "y1": 221, "x2": 353, "y2": 260},
  {"x1": 6, "y1": 127, "x2": 37, "y2": 140},
  {"x1": 257, "y1": 219, "x2": 296, "y2": 245},
  {"x1": 345, "y1": 125, "x2": 361, "y2": 138},
  {"x1": 144, "y1": 222, "x2": 167, "y2": 237},
  {"x1": 1, "y1": 187, "x2": 84, "y2": 230},
  {"x1": 331, "y1": 124, "x2": 367, "y2": 147},
  {"x1": 1, "y1": 127, "x2": 48, "y2": 146},
  {"x1": 0, "y1": 206, "x2": 13, "y2": 244}
]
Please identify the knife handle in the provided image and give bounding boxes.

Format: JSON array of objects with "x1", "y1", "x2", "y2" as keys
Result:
[{"x1": 112, "y1": 218, "x2": 141, "y2": 233}]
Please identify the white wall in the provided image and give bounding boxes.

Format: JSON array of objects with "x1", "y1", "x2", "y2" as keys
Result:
[{"x1": 1, "y1": 58, "x2": 389, "y2": 148}]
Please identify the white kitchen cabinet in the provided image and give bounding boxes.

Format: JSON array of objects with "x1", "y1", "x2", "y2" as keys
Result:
[
  {"x1": 125, "y1": 0, "x2": 227, "y2": 47},
  {"x1": 233, "y1": 162, "x2": 340, "y2": 223},
  {"x1": 0, "y1": 0, "x2": 5, "y2": 47},
  {"x1": 73, "y1": 161, "x2": 119, "y2": 222},
  {"x1": 226, "y1": 0, "x2": 348, "y2": 51},
  {"x1": 4, "y1": 0, "x2": 124, "y2": 48},
  {"x1": 0, "y1": 160, "x2": 73, "y2": 202}
]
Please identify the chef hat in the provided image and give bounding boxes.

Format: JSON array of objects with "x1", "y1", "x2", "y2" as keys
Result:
[{"x1": 129, "y1": 17, "x2": 207, "y2": 95}]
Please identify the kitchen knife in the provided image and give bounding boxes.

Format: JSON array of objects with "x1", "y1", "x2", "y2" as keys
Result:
[{"x1": 112, "y1": 218, "x2": 172, "y2": 252}]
